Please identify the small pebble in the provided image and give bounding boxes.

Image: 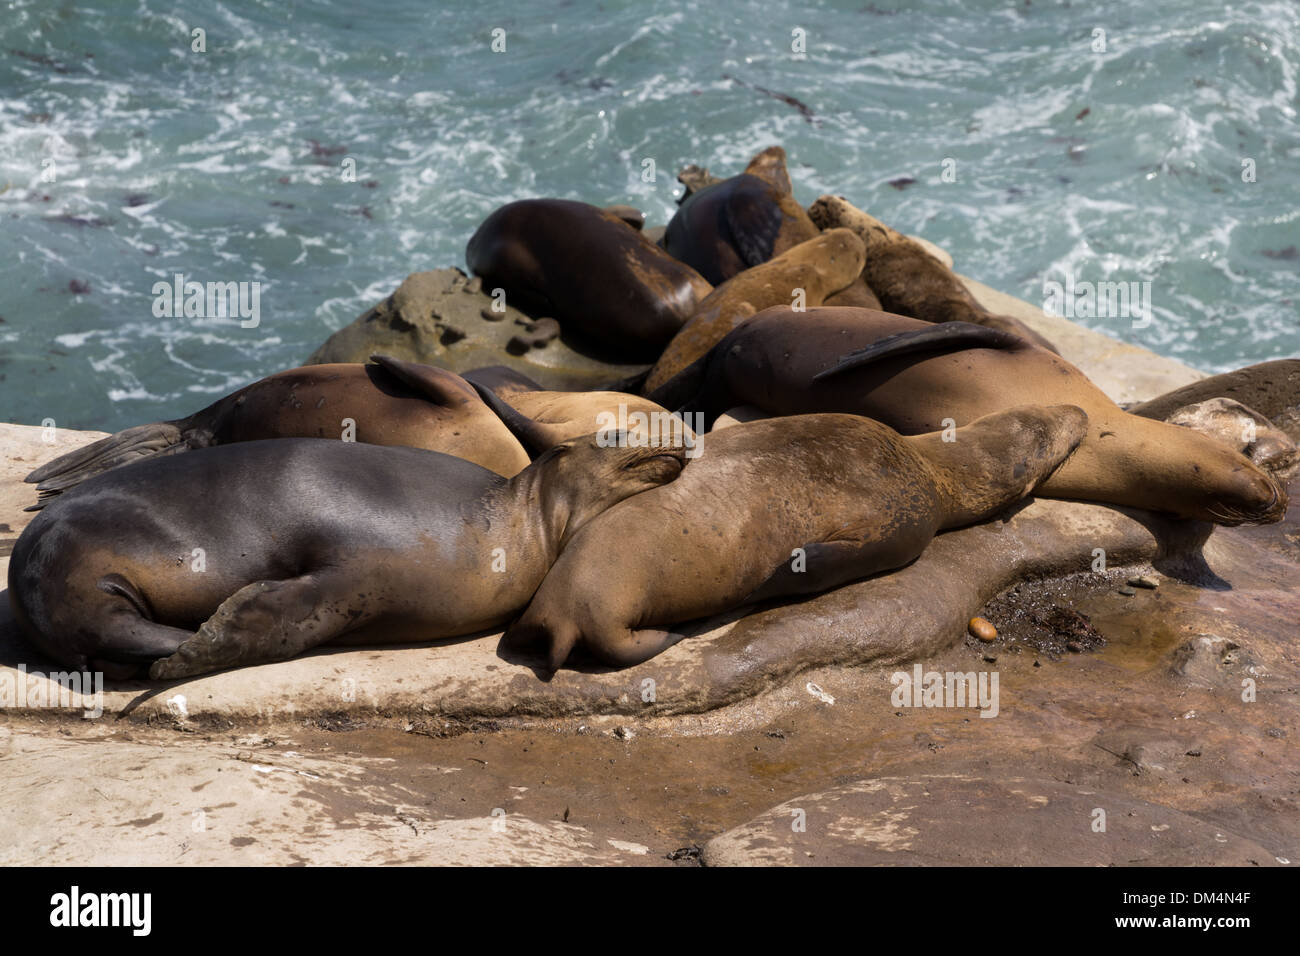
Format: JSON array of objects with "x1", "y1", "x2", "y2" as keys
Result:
[
  {"x1": 1118, "y1": 586, "x2": 1137, "y2": 596},
  {"x1": 1066, "y1": 641, "x2": 1083, "y2": 653},
  {"x1": 968, "y1": 617, "x2": 997, "y2": 643},
  {"x1": 1129, "y1": 575, "x2": 1159, "y2": 589}
]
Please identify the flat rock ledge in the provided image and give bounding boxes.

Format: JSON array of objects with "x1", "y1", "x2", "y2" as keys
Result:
[{"x1": 701, "y1": 774, "x2": 1283, "y2": 866}]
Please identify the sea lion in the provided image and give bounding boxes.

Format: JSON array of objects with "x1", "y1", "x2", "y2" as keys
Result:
[
  {"x1": 643, "y1": 228, "x2": 867, "y2": 394},
  {"x1": 808, "y1": 194, "x2": 1058, "y2": 352},
  {"x1": 24, "y1": 356, "x2": 530, "y2": 507},
  {"x1": 663, "y1": 305, "x2": 1287, "y2": 526},
  {"x1": 507, "y1": 406, "x2": 1088, "y2": 670},
  {"x1": 663, "y1": 146, "x2": 881, "y2": 309},
  {"x1": 465, "y1": 199, "x2": 712, "y2": 359},
  {"x1": 1162, "y1": 398, "x2": 1299, "y2": 481},
  {"x1": 8, "y1": 433, "x2": 686, "y2": 679},
  {"x1": 1130, "y1": 359, "x2": 1300, "y2": 440}
]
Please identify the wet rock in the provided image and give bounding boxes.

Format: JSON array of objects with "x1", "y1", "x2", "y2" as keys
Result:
[
  {"x1": 1093, "y1": 727, "x2": 1204, "y2": 775},
  {"x1": 701, "y1": 775, "x2": 1277, "y2": 866},
  {"x1": 305, "y1": 268, "x2": 649, "y2": 391},
  {"x1": 1118, "y1": 586, "x2": 1136, "y2": 596},
  {"x1": 1128, "y1": 574, "x2": 1159, "y2": 589},
  {"x1": 1166, "y1": 634, "x2": 1257, "y2": 687},
  {"x1": 1163, "y1": 397, "x2": 1299, "y2": 480}
]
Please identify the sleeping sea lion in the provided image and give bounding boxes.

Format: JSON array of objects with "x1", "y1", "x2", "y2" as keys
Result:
[
  {"x1": 465, "y1": 199, "x2": 712, "y2": 359},
  {"x1": 663, "y1": 146, "x2": 881, "y2": 309},
  {"x1": 507, "y1": 406, "x2": 1088, "y2": 670},
  {"x1": 643, "y1": 228, "x2": 866, "y2": 394},
  {"x1": 808, "y1": 194, "x2": 1058, "y2": 352},
  {"x1": 663, "y1": 305, "x2": 1287, "y2": 526},
  {"x1": 24, "y1": 356, "x2": 531, "y2": 507},
  {"x1": 8, "y1": 433, "x2": 686, "y2": 679}
]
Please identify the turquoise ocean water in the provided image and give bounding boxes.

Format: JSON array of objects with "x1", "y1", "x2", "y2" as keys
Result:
[{"x1": 1, "y1": 0, "x2": 1297, "y2": 431}]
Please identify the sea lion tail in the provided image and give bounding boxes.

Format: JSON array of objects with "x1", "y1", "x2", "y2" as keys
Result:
[
  {"x1": 811, "y1": 322, "x2": 1025, "y2": 382},
  {"x1": 23, "y1": 421, "x2": 187, "y2": 508}
]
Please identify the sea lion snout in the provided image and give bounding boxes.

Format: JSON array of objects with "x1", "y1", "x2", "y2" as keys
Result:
[{"x1": 1210, "y1": 468, "x2": 1288, "y2": 526}]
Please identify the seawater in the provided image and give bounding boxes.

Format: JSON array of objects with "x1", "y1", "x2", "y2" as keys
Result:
[{"x1": 1, "y1": 0, "x2": 1297, "y2": 430}]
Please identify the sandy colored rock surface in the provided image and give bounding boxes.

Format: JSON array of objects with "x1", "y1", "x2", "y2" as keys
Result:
[{"x1": 701, "y1": 774, "x2": 1283, "y2": 866}]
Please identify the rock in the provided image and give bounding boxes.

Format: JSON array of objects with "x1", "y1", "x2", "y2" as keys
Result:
[
  {"x1": 700, "y1": 775, "x2": 1278, "y2": 866},
  {"x1": 1128, "y1": 575, "x2": 1159, "y2": 589},
  {"x1": 1162, "y1": 397, "x2": 1299, "y2": 481},
  {"x1": 1166, "y1": 634, "x2": 1258, "y2": 688},
  {"x1": 305, "y1": 268, "x2": 649, "y2": 391},
  {"x1": 1118, "y1": 586, "x2": 1137, "y2": 596},
  {"x1": 1093, "y1": 727, "x2": 1206, "y2": 775},
  {"x1": 968, "y1": 617, "x2": 997, "y2": 642},
  {"x1": 1130, "y1": 359, "x2": 1300, "y2": 441}
]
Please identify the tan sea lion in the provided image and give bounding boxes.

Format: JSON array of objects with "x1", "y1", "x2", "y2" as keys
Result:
[
  {"x1": 808, "y1": 194, "x2": 1058, "y2": 352},
  {"x1": 663, "y1": 305, "x2": 1286, "y2": 525},
  {"x1": 9, "y1": 433, "x2": 686, "y2": 679},
  {"x1": 465, "y1": 199, "x2": 712, "y2": 359},
  {"x1": 643, "y1": 228, "x2": 867, "y2": 394},
  {"x1": 663, "y1": 146, "x2": 881, "y2": 309},
  {"x1": 24, "y1": 356, "x2": 530, "y2": 507},
  {"x1": 507, "y1": 406, "x2": 1088, "y2": 670}
]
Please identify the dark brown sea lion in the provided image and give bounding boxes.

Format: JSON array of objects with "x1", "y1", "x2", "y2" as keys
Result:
[
  {"x1": 643, "y1": 228, "x2": 866, "y2": 394},
  {"x1": 663, "y1": 146, "x2": 882, "y2": 309},
  {"x1": 507, "y1": 406, "x2": 1088, "y2": 669},
  {"x1": 465, "y1": 199, "x2": 712, "y2": 359},
  {"x1": 808, "y1": 194, "x2": 1058, "y2": 352},
  {"x1": 8, "y1": 433, "x2": 686, "y2": 679},
  {"x1": 662, "y1": 305, "x2": 1286, "y2": 526},
  {"x1": 24, "y1": 356, "x2": 530, "y2": 507}
]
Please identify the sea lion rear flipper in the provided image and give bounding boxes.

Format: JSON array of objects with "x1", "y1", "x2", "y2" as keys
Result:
[
  {"x1": 367, "y1": 354, "x2": 477, "y2": 407},
  {"x1": 24, "y1": 421, "x2": 188, "y2": 506},
  {"x1": 468, "y1": 381, "x2": 569, "y2": 458},
  {"x1": 812, "y1": 322, "x2": 1025, "y2": 382}
]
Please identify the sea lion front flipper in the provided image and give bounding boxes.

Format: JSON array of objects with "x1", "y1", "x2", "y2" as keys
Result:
[
  {"x1": 812, "y1": 322, "x2": 1025, "y2": 382},
  {"x1": 148, "y1": 574, "x2": 357, "y2": 680},
  {"x1": 367, "y1": 354, "x2": 477, "y2": 408},
  {"x1": 468, "y1": 381, "x2": 570, "y2": 458}
]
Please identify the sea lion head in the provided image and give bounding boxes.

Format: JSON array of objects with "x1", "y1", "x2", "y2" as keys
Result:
[
  {"x1": 528, "y1": 430, "x2": 688, "y2": 547},
  {"x1": 1199, "y1": 461, "x2": 1288, "y2": 526}
]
